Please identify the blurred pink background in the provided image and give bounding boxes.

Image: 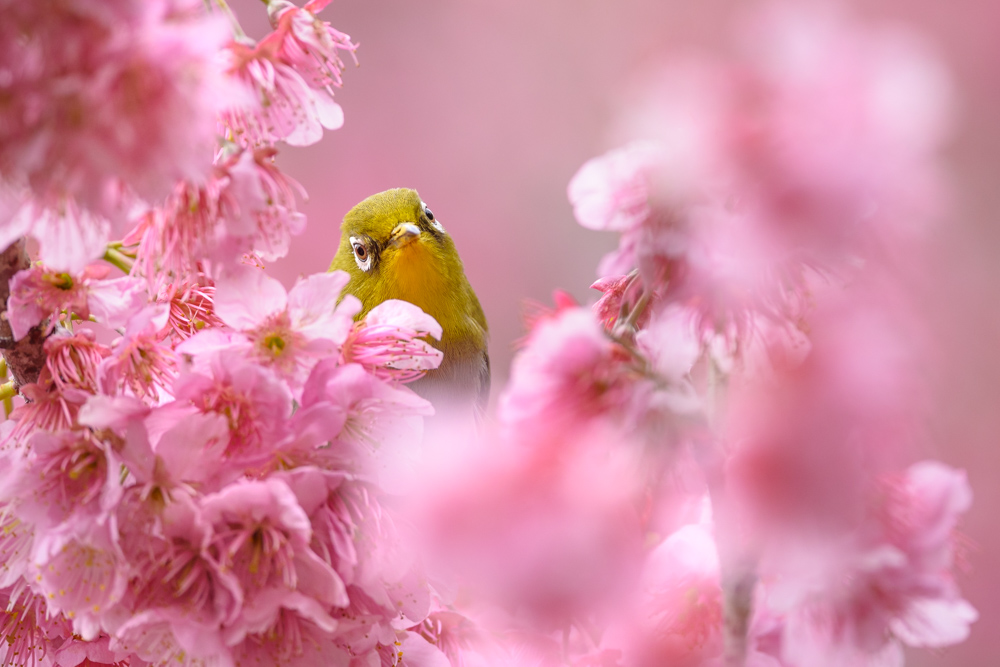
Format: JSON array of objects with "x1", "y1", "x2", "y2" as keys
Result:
[{"x1": 232, "y1": 1, "x2": 1000, "y2": 664}]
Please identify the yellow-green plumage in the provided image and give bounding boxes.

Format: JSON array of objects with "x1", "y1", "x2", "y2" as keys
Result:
[{"x1": 330, "y1": 188, "x2": 490, "y2": 412}]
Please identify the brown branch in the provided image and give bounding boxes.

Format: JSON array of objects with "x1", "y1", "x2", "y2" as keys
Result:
[{"x1": 0, "y1": 240, "x2": 47, "y2": 388}]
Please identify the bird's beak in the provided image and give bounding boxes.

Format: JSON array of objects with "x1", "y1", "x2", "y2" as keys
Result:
[{"x1": 389, "y1": 222, "x2": 421, "y2": 249}]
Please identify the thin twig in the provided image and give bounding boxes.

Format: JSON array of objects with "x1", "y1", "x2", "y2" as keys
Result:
[
  {"x1": 699, "y1": 357, "x2": 756, "y2": 667},
  {"x1": 620, "y1": 287, "x2": 653, "y2": 333},
  {"x1": 212, "y1": 0, "x2": 249, "y2": 39}
]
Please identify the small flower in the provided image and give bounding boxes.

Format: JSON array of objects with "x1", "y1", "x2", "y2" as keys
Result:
[
  {"x1": 199, "y1": 478, "x2": 347, "y2": 634},
  {"x1": 299, "y1": 360, "x2": 433, "y2": 458},
  {"x1": 8, "y1": 371, "x2": 90, "y2": 443},
  {"x1": 31, "y1": 523, "x2": 128, "y2": 641},
  {"x1": 0, "y1": 199, "x2": 113, "y2": 276},
  {"x1": 207, "y1": 267, "x2": 361, "y2": 391},
  {"x1": 172, "y1": 350, "x2": 293, "y2": 470},
  {"x1": 7, "y1": 262, "x2": 147, "y2": 341},
  {"x1": 159, "y1": 275, "x2": 225, "y2": 341},
  {"x1": 99, "y1": 305, "x2": 177, "y2": 402},
  {"x1": 267, "y1": 0, "x2": 359, "y2": 91},
  {"x1": 567, "y1": 141, "x2": 661, "y2": 233},
  {"x1": 222, "y1": 39, "x2": 344, "y2": 148},
  {"x1": 223, "y1": 147, "x2": 307, "y2": 263},
  {"x1": 775, "y1": 462, "x2": 976, "y2": 667},
  {"x1": 44, "y1": 331, "x2": 111, "y2": 395},
  {"x1": 0, "y1": 584, "x2": 72, "y2": 667},
  {"x1": 4, "y1": 429, "x2": 122, "y2": 532},
  {"x1": 499, "y1": 307, "x2": 635, "y2": 434},
  {"x1": 342, "y1": 300, "x2": 443, "y2": 383}
]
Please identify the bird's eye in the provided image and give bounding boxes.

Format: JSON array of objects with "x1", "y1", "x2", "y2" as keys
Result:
[
  {"x1": 349, "y1": 236, "x2": 372, "y2": 272},
  {"x1": 424, "y1": 207, "x2": 434, "y2": 221}
]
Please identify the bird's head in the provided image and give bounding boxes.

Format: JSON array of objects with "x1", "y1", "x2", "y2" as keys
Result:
[{"x1": 331, "y1": 188, "x2": 465, "y2": 319}]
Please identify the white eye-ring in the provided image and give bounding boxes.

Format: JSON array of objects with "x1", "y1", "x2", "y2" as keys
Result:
[
  {"x1": 350, "y1": 236, "x2": 372, "y2": 272},
  {"x1": 421, "y1": 200, "x2": 446, "y2": 234}
]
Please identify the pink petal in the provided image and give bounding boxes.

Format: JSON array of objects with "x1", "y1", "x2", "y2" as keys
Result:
[
  {"x1": 398, "y1": 632, "x2": 452, "y2": 667},
  {"x1": 287, "y1": 270, "x2": 356, "y2": 342},
  {"x1": 87, "y1": 275, "x2": 149, "y2": 329},
  {"x1": 891, "y1": 597, "x2": 978, "y2": 648},
  {"x1": 215, "y1": 266, "x2": 288, "y2": 330},
  {"x1": 365, "y1": 299, "x2": 443, "y2": 340}
]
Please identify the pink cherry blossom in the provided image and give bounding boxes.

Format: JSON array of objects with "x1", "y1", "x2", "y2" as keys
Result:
[
  {"x1": 199, "y1": 478, "x2": 347, "y2": 641},
  {"x1": 298, "y1": 360, "x2": 433, "y2": 472},
  {"x1": 567, "y1": 142, "x2": 663, "y2": 234},
  {"x1": 590, "y1": 273, "x2": 649, "y2": 332},
  {"x1": 500, "y1": 305, "x2": 692, "y2": 444},
  {"x1": 342, "y1": 300, "x2": 444, "y2": 383},
  {"x1": 0, "y1": 199, "x2": 115, "y2": 276},
  {"x1": 31, "y1": 522, "x2": 128, "y2": 641},
  {"x1": 223, "y1": 147, "x2": 307, "y2": 262},
  {"x1": 222, "y1": 39, "x2": 345, "y2": 148},
  {"x1": 206, "y1": 267, "x2": 361, "y2": 390},
  {"x1": 3, "y1": 429, "x2": 122, "y2": 534},
  {"x1": 773, "y1": 462, "x2": 976, "y2": 667},
  {"x1": 172, "y1": 349, "x2": 293, "y2": 470},
  {"x1": 229, "y1": 590, "x2": 343, "y2": 667},
  {"x1": 268, "y1": 0, "x2": 359, "y2": 92},
  {"x1": 112, "y1": 491, "x2": 240, "y2": 667},
  {"x1": 0, "y1": 584, "x2": 72, "y2": 667},
  {"x1": 159, "y1": 275, "x2": 225, "y2": 341},
  {"x1": 98, "y1": 305, "x2": 177, "y2": 402},
  {"x1": 8, "y1": 371, "x2": 90, "y2": 442},
  {"x1": 129, "y1": 173, "x2": 253, "y2": 287},
  {"x1": 603, "y1": 523, "x2": 783, "y2": 667},
  {"x1": 499, "y1": 307, "x2": 632, "y2": 434},
  {"x1": 0, "y1": 0, "x2": 233, "y2": 208},
  {"x1": 43, "y1": 331, "x2": 111, "y2": 395},
  {"x1": 7, "y1": 263, "x2": 146, "y2": 341},
  {"x1": 277, "y1": 466, "x2": 429, "y2": 630}
]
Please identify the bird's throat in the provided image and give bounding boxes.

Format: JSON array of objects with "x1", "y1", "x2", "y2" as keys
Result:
[{"x1": 387, "y1": 242, "x2": 450, "y2": 318}]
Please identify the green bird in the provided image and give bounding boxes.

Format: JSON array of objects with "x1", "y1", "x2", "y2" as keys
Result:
[{"x1": 330, "y1": 188, "x2": 490, "y2": 415}]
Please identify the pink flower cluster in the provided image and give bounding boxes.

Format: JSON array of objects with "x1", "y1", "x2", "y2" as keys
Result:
[
  {"x1": 0, "y1": 0, "x2": 355, "y2": 277},
  {"x1": 398, "y1": 4, "x2": 975, "y2": 667},
  {"x1": 222, "y1": 0, "x2": 358, "y2": 148},
  {"x1": 0, "y1": 2, "x2": 467, "y2": 666},
  {"x1": 0, "y1": 1, "x2": 978, "y2": 667},
  {"x1": 0, "y1": 263, "x2": 447, "y2": 666},
  {"x1": 0, "y1": 250, "x2": 449, "y2": 666}
]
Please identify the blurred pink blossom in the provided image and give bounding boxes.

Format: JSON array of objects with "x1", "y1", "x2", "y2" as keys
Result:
[
  {"x1": 772, "y1": 462, "x2": 975, "y2": 667},
  {"x1": 603, "y1": 523, "x2": 782, "y2": 667},
  {"x1": 0, "y1": 0, "x2": 233, "y2": 207}
]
